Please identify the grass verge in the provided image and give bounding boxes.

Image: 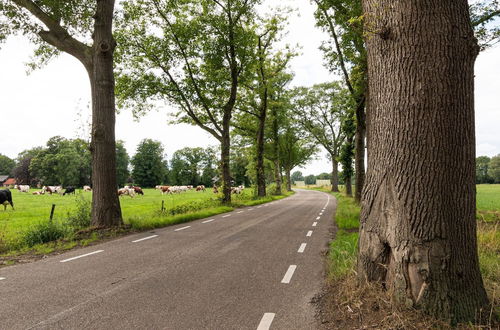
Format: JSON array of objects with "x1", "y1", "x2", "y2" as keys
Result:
[{"x1": 311, "y1": 186, "x2": 499, "y2": 328}]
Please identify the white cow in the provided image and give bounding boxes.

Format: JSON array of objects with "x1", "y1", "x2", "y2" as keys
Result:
[
  {"x1": 83, "y1": 185, "x2": 92, "y2": 192},
  {"x1": 17, "y1": 185, "x2": 30, "y2": 193}
]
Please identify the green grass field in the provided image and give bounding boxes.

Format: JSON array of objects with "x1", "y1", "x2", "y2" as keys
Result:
[{"x1": 0, "y1": 187, "x2": 292, "y2": 254}]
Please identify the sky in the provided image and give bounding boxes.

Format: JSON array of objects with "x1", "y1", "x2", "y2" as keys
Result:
[{"x1": 0, "y1": 1, "x2": 499, "y2": 176}]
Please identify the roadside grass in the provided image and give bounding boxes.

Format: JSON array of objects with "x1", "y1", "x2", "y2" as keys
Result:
[
  {"x1": 0, "y1": 187, "x2": 294, "y2": 259},
  {"x1": 314, "y1": 184, "x2": 500, "y2": 327}
]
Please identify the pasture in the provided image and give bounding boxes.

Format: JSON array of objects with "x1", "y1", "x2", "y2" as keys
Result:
[{"x1": 0, "y1": 187, "x2": 287, "y2": 253}]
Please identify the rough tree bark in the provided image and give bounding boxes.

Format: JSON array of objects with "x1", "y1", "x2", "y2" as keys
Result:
[
  {"x1": 88, "y1": 0, "x2": 122, "y2": 227},
  {"x1": 285, "y1": 168, "x2": 292, "y2": 192},
  {"x1": 358, "y1": 0, "x2": 488, "y2": 323},
  {"x1": 255, "y1": 88, "x2": 267, "y2": 197},
  {"x1": 330, "y1": 158, "x2": 339, "y2": 192},
  {"x1": 354, "y1": 99, "x2": 366, "y2": 202}
]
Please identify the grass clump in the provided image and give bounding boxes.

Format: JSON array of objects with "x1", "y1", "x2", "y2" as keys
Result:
[
  {"x1": 66, "y1": 195, "x2": 91, "y2": 229},
  {"x1": 22, "y1": 221, "x2": 67, "y2": 247}
]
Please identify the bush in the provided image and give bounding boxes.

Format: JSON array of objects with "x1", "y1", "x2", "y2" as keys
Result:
[
  {"x1": 22, "y1": 221, "x2": 67, "y2": 247},
  {"x1": 66, "y1": 195, "x2": 91, "y2": 229}
]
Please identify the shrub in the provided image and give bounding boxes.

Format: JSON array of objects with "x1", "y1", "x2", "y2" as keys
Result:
[
  {"x1": 22, "y1": 221, "x2": 67, "y2": 247},
  {"x1": 66, "y1": 195, "x2": 91, "y2": 229}
]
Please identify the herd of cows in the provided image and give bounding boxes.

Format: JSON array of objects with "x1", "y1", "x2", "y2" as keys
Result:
[{"x1": 0, "y1": 183, "x2": 247, "y2": 210}]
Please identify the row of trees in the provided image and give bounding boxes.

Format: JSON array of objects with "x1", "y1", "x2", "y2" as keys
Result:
[
  {"x1": 476, "y1": 155, "x2": 500, "y2": 183},
  {"x1": 2, "y1": 0, "x2": 499, "y2": 323}
]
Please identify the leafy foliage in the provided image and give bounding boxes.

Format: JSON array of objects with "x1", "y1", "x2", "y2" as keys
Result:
[
  {"x1": 470, "y1": 0, "x2": 500, "y2": 49},
  {"x1": 0, "y1": 153, "x2": 15, "y2": 175},
  {"x1": 131, "y1": 139, "x2": 167, "y2": 188},
  {"x1": 116, "y1": 140, "x2": 130, "y2": 187}
]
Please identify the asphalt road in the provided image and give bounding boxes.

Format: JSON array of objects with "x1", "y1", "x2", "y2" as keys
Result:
[{"x1": 0, "y1": 189, "x2": 336, "y2": 330}]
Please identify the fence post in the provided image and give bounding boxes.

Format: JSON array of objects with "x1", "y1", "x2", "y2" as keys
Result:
[
  {"x1": 161, "y1": 200, "x2": 165, "y2": 212},
  {"x1": 49, "y1": 204, "x2": 56, "y2": 221}
]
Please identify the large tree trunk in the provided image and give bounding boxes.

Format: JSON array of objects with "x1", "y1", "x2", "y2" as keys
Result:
[
  {"x1": 331, "y1": 158, "x2": 339, "y2": 192},
  {"x1": 89, "y1": 0, "x2": 122, "y2": 227},
  {"x1": 354, "y1": 99, "x2": 365, "y2": 203},
  {"x1": 358, "y1": 0, "x2": 488, "y2": 323}
]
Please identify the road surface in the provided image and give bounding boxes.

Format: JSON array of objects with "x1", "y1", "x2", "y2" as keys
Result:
[{"x1": 0, "y1": 189, "x2": 336, "y2": 330}]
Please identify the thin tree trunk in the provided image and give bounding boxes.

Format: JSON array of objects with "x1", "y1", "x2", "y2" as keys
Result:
[
  {"x1": 354, "y1": 99, "x2": 365, "y2": 202},
  {"x1": 271, "y1": 106, "x2": 282, "y2": 195},
  {"x1": 285, "y1": 169, "x2": 292, "y2": 191},
  {"x1": 331, "y1": 158, "x2": 339, "y2": 192},
  {"x1": 89, "y1": 0, "x2": 122, "y2": 227},
  {"x1": 345, "y1": 175, "x2": 352, "y2": 196},
  {"x1": 358, "y1": 0, "x2": 488, "y2": 323},
  {"x1": 255, "y1": 90, "x2": 267, "y2": 197},
  {"x1": 221, "y1": 121, "x2": 231, "y2": 203}
]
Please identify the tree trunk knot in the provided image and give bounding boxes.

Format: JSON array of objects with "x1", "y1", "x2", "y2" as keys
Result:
[
  {"x1": 378, "y1": 27, "x2": 391, "y2": 40},
  {"x1": 93, "y1": 124, "x2": 106, "y2": 142},
  {"x1": 99, "y1": 41, "x2": 111, "y2": 53}
]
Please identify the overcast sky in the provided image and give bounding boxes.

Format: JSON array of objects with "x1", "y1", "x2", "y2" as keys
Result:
[{"x1": 0, "y1": 1, "x2": 499, "y2": 176}]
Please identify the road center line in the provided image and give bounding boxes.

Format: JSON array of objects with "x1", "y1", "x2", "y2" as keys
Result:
[
  {"x1": 202, "y1": 219, "x2": 215, "y2": 223},
  {"x1": 132, "y1": 235, "x2": 158, "y2": 243},
  {"x1": 248, "y1": 208, "x2": 254, "y2": 211},
  {"x1": 281, "y1": 265, "x2": 297, "y2": 284},
  {"x1": 0, "y1": 277, "x2": 6, "y2": 281},
  {"x1": 312, "y1": 222, "x2": 317, "y2": 227},
  {"x1": 174, "y1": 226, "x2": 191, "y2": 231},
  {"x1": 60, "y1": 250, "x2": 104, "y2": 263},
  {"x1": 222, "y1": 214, "x2": 231, "y2": 218},
  {"x1": 306, "y1": 230, "x2": 313, "y2": 237},
  {"x1": 237, "y1": 211, "x2": 244, "y2": 214},
  {"x1": 298, "y1": 243, "x2": 307, "y2": 253},
  {"x1": 257, "y1": 206, "x2": 262, "y2": 208},
  {"x1": 257, "y1": 313, "x2": 275, "y2": 330},
  {"x1": 316, "y1": 216, "x2": 321, "y2": 220}
]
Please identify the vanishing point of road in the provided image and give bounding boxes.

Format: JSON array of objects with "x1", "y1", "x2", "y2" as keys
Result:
[{"x1": 0, "y1": 189, "x2": 336, "y2": 330}]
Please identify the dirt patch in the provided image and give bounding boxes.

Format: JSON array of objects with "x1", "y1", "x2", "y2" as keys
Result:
[{"x1": 314, "y1": 274, "x2": 498, "y2": 329}]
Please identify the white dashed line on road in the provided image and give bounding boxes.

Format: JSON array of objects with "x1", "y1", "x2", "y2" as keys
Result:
[
  {"x1": 257, "y1": 313, "x2": 275, "y2": 330},
  {"x1": 312, "y1": 222, "x2": 317, "y2": 227},
  {"x1": 0, "y1": 277, "x2": 6, "y2": 281},
  {"x1": 281, "y1": 265, "x2": 297, "y2": 284},
  {"x1": 175, "y1": 226, "x2": 191, "y2": 232},
  {"x1": 298, "y1": 243, "x2": 307, "y2": 253},
  {"x1": 248, "y1": 208, "x2": 254, "y2": 211},
  {"x1": 222, "y1": 214, "x2": 231, "y2": 218},
  {"x1": 257, "y1": 206, "x2": 262, "y2": 209},
  {"x1": 202, "y1": 219, "x2": 215, "y2": 223},
  {"x1": 60, "y1": 250, "x2": 104, "y2": 263},
  {"x1": 237, "y1": 211, "x2": 244, "y2": 214},
  {"x1": 306, "y1": 230, "x2": 313, "y2": 237},
  {"x1": 132, "y1": 235, "x2": 158, "y2": 243},
  {"x1": 316, "y1": 216, "x2": 321, "y2": 220}
]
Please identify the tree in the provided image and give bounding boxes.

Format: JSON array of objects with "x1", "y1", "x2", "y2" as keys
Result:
[
  {"x1": 12, "y1": 147, "x2": 43, "y2": 185},
  {"x1": 339, "y1": 110, "x2": 355, "y2": 196},
  {"x1": 131, "y1": 139, "x2": 167, "y2": 188},
  {"x1": 29, "y1": 137, "x2": 91, "y2": 187},
  {"x1": 1, "y1": 0, "x2": 123, "y2": 227},
  {"x1": 235, "y1": 13, "x2": 293, "y2": 197},
  {"x1": 291, "y1": 171, "x2": 304, "y2": 183},
  {"x1": 116, "y1": 0, "x2": 259, "y2": 203},
  {"x1": 304, "y1": 174, "x2": 316, "y2": 185},
  {"x1": 0, "y1": 154, "x2": 15, "y2": 175},
  {"x1": 116, "y1": 141, "x2": 130, "y2": 187},
  {"x1": 169, "y1": 147, "x2": 208, "y2": 186},
  {"x1": 470, "y1": 0, "x2": 500, "y2": 50},
  {"x1": 488, "y1": 154, "x2": 500, "y2": 183},
  {"x1": 476, "y1": 156, "x2": 493, "y2": 184},
  {"x1": 357, "y1": 0, "x2": 488, "y2": 322},
  {"x1": 292, "y1": 82, "x2": 349, "y2": 192},
  {"x1": 312, "y1": 0, "x2": 367, "y2": 202}
]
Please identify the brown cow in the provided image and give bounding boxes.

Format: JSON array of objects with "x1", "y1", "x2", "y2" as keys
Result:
[
  {"x1": 132, "y1": 186, "x2": 144, "y2": 195},
  {"x1": 196, "y1": 185, "x2": 205, "y2": 192}
]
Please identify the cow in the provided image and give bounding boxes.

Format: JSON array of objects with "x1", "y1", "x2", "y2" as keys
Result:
[
  {"x1": 63, "y1": 186, "x2": 76, "y2": 196},
  {"x1": 187, "y1": 185, "x2": 193, "y2": 190},
  {"x1": 0, "y1": 189, "x2": 14, "y2": 210},
  {"x1": 32, "y1": 191, "x2": 44, "y2": 195},
  {"x1": 17, "y1": 185, "x2": 30, "y2": 193},
  {"x1": 160, "y1": 186, "x2": 171, "y2": 194},
  {"x1": 196, "y1": 185, "x2": 205, "y2": 192},
  {"x1": 83, "y1": 185, "x2": 92, "y2": 192},
  {"x1": 213, "y1": 185, "x2": 219, "y2": 194},
  {"x1": 42, "y1": 186, "x2": 63, "y2": 195},
  {"x1": 118, "y1": 188, "x2": 135, "y2": 197},
  {"x1": 132, "y1": 186, "x2": 144, "y2": 195},
  {"x1": 231, "y1": 185, "x2": 244, "y2": 194}
]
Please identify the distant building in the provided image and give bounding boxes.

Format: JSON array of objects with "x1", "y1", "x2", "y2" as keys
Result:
[
  {"x1": 0, "y1": 175, "x2": 9, "y2": 186},
  {"x1": 1, "y1": 177, "x2": 16, "y2": 187}
]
